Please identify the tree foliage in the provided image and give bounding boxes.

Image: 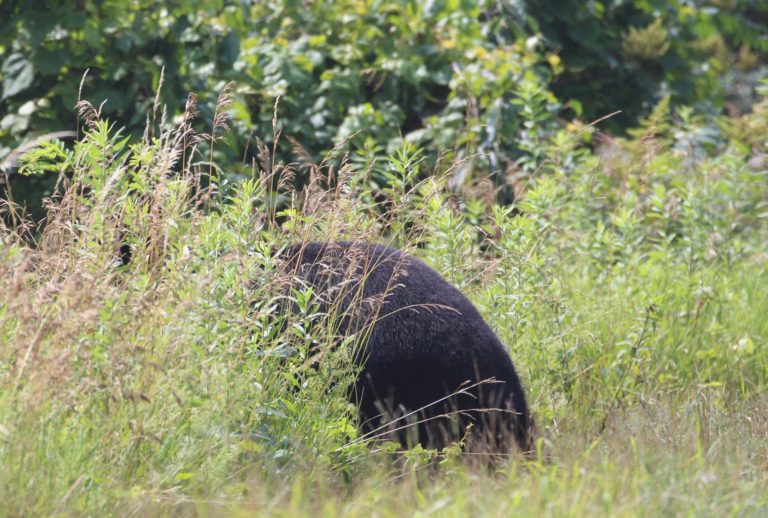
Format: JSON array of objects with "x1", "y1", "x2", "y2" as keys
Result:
[{"x1": 1, "y1": 0, "x2": 766, "y2": 214}]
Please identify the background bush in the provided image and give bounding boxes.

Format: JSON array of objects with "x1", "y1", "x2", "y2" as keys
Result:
[{"x1": 2, "y1": 0, "x2": 767, "y2": 217}]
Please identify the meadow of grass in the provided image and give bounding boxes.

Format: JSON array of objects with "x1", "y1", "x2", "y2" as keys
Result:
[{"x1": 0, "y1": 89, "x2": 766, "y2": 516}]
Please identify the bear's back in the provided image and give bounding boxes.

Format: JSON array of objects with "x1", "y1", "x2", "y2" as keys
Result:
[{"x1": 280, "y1": 241, "x2": 532, "y2": 453}]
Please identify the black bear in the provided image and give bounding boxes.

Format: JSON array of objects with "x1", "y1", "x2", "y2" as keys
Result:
[{"x1": 279, "y1": 241, "x2": 534, "y2": 455}]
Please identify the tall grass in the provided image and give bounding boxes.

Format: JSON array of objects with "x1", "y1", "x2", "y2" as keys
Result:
[{"x1": 0, "y1": 87, "x2": 766, "y2": 516}]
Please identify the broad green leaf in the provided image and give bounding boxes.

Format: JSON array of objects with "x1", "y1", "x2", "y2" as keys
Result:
[{"x1": 1, "y1": 53, "x2": 34, "y2": 99}]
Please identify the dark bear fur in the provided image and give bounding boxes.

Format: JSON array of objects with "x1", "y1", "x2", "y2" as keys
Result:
[{"x1": 279, "y1": 241, "x2": 533, "y2": 455}]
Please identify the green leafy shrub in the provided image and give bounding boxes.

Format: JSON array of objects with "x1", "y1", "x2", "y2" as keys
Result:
[
  {"x1": 521, "y1": 0, "x2": 768, "y2": 129},
  {"x1": 6, "y1": 1, "x2": 765, "y2": 218}
]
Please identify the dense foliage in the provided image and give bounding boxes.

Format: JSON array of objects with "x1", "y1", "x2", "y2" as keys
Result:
[
  {"x1": 2, "y1": 0, "x2": 767, "y2": 215},
  {"x1": 1, "y1": 79, "x2": 767, "y2": 514},
  {"x1": 523, "y1": 0, "x2": 768, "y2": 126}
]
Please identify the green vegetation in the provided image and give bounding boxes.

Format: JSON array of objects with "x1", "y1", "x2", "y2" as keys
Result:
[
  {"x1": 2, "y1": 1, "x2": 767, "y2": 214},
  {"x1": 1, "y1": 79, "x2": 767, "y2": 514},
  {"x1": 1, "y1": 1, "x2": 767, "y2": 516}
]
